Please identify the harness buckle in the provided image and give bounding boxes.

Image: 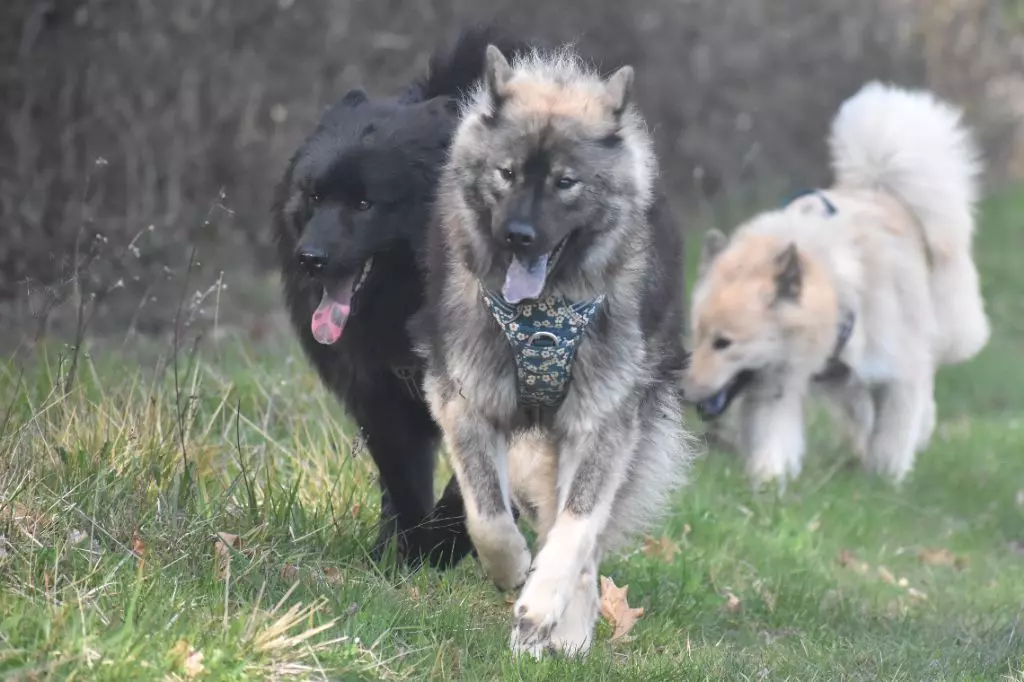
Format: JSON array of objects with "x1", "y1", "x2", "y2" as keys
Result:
[{"x1": 527, "y1": 331, "x2": 559, "y2": 347}]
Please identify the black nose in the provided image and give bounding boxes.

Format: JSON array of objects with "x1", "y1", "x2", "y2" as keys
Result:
[
  {"x1": 296, "y1": 247, "x2": 328, "y2": 275},
  {"x1": 504, "y1": 221, "x2": 536, "y2": 249}
]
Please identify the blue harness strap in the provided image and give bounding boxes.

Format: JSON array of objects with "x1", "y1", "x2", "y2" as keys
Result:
[
  {"x1": 783, "y1": 187, "x2": 837, "y2": 215},
  {"x1": 480, "y1": 288, "x2": 605, "y2": 408}
]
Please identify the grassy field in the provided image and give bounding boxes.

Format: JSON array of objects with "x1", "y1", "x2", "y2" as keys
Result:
[{"x1": 2, "y1": 188, "x2": 1023, "y2": 681}]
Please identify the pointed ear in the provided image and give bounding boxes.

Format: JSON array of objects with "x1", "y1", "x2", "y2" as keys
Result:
[
  {"x1": 697, "y1": 228, "x2": 728, "y2": 279},
  {"x1": 773, "y1": 243, "x2": 802, "y2": 301},
  {"x1": 603, "y1": 65, "x2": 634, "y2": 118},
  {"x1": 484, "y1": 44, "x2": 513, "y2": 108}
]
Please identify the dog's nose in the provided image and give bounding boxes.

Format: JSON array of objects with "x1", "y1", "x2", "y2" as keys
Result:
[
  {"x1": 296, "y1": 247, "x2": 328, "y2": 275},
  {"x1": 504, "y1": 221, "x2": 536, "y2": 249}
]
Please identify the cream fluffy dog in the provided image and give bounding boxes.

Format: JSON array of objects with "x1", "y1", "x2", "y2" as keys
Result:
[{"x1": 684, "y1": 81, "x2": 990, "y2": 485}]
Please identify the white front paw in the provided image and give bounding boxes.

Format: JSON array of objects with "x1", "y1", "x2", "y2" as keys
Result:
[{"x1": 509, "y1": 572, "x2": 570, "y2": 659}]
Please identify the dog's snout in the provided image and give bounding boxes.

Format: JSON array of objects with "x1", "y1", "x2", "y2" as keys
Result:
[
  {"x1": 504, "y1": 221, "x2": 536, "y2": 249},
  {"x1": 296, "y1": 247, "x2": 328, "y2": 275}
]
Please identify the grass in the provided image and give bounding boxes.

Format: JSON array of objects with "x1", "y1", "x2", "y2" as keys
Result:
[{"x1": 2, "y1": 188, "x2": 1024, "y2": 681}]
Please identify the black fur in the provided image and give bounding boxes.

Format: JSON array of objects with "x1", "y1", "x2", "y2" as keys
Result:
[{"x1": 271, "y1": 27, "x2": 532, "y2": 569}]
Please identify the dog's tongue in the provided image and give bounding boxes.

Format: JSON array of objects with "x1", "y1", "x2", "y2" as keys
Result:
[
  {"x1": 502, "y1": 254, "x2": 549, "y2": 304},
  {"x1": 698, "y1": 390, "x2": 729, "y2": 418},
  {"x1": 311, "y1": 277, "x2": 356, "y2": 345}
]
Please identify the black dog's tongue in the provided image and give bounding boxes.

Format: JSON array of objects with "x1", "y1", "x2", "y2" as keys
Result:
[
  {"x1": 502, "y1": 254, "x2": 549, "y2": 303},
  {"x1": 310, "y1": 276, "x2": 356, "y2": 345}
]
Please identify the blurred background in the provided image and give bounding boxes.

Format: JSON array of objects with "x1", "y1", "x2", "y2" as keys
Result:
[{"x1": 1, "y1": 0, "x2": 1022, "y2": 352}]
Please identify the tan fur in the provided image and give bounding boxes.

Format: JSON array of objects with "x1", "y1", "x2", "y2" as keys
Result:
[{"x1": 684, "y1": 82, "x2": 989, "y2": 486}]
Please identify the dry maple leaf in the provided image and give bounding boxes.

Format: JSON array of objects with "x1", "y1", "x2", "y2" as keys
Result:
[
  {"x1": 877, "y1": 566, "x2": 896, "y2": 584},
  {"x1": 837, "y1": 549, "x2": 869, "y2": 574},
  {"x1": 918, "y1": 547, "x2": 967, "y2": 570},
  {"x1": 642, "y1": 535, "x2": 679, "y2": 563},
  {"x1": 169, "y1": 639, "x2": 206, "y2": 679},
  {"x1": 599, "y1": 575, "x2": 644, "y2": 640},
  {"x1": 722, "y1": 590, "x2": 743, "y2": 613},
  {"x1": 212, "y1": 532, "x2": 244, "y2": 578}
]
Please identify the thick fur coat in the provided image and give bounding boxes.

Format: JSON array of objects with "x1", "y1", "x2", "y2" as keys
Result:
[
  {"x1": 272, "y1": 29, "x2": 530, "y2": 568},
  {"x1": 412, "y1": 45, "x2": 693, "y2": 657},
  {"x1": 684, "y1": 81, "x2": 989, "y2": 485}
]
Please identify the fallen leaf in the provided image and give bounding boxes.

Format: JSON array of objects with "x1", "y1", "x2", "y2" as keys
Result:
[
  {"x1": 322, "y1": 566, "x2": 342, "y2": 584},
  {"x1": 280, "y1": 564, "x2": 300, "y2": 581},
  {"x1": 505, "y1": 594, "x2": 517, "y2": 606},
  {"x1": 907, "y1": 587, "x2": 928, "y2": 601},
  {"x1": 68, "y1": 529, "x2": 88, "y2": 545},
  {"x1": 599, "y1": 575, "x2": 645, "y2": 640},
  {"x1": 169, "y1": 639, "x2": 206, "y2": 679},
  {"x1": 408, "y1": 586, "x2": 420, "y2": 603},
  {"x1": 212, "y1": 532, "x2": 244, "y2": 578},
  {"x1": 350, "y1": 502, "x2": 361, "y2": 519},
  {"x1": 642, "y1": 535, "x2": 679, "y2": 563},
  {"x1": 877, "y1": 566, "x2": 895, "y2": 584},
  {"x1": 917, "y1": 547, "x2": 958, "y2": 568},
  {"x1": 132, "y1": 529, "x2": 146, "y2": 571},
  {"x1": 837, "y1": 549, "x2": 869, "y2": 574},
  {"x1": 722, "y1": 590, "x2": 743, "y2": 613}
]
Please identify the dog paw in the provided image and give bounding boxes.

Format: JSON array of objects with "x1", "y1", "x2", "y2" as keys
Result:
[
  {"x1": 509, "y1": 573, "x2": 572, "y2": 659},
  {"x1": 474, "y1": 523, "x2": 532, "y2": 592}
]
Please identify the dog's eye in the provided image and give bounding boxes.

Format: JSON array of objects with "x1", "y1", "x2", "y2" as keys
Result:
[
  {"x1": 712, "y1": 336, "x2": 732, "y2": 351},
  {"x1": 309, "y1": 192, "x2": 322, "y2": 204},
  {"x1": 555, "y1": 176, "x2": 578, "y2": 190},
  {"x1": 355, "y1": 199, "x2": 373, "y2": 211},
  {"x1": 497, "y1": 167, "x2": 515, "y2": 182}
]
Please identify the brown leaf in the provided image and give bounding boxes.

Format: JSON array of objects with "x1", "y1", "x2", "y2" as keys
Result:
[
  {"x1": 722, "y1": 590, "x2": 743, "y2": 613},
  {"x1": 599, "y1": 575, "x2": 645, "y2": 640},
  {"x1": 642, "y1": 535, "x2": 679, "y2": 563},
  {"x1": 837, "y1": 549, "x2": 869, "y2": 574},
  {"x1": 212, "y1": 532, "x2": 244, "y2": 578},
  {"x1": 322, "y1": 566, "x2": 342, "y2": 584},
  {"x1": 917, "y1": 547, "x2": 959, "y2": 568},
  {"x1": 169, "y1": 639, "x2": 206, "y2": 679},
  {"x1": 877, "y1": 566, "x2": 896, "y2": 584},
  {"x1": 408, "y1": 586, "x2": 420, "y2": 603},
  {"x1": 279, "y1": 563, "x2": 300, "y2": 581}
]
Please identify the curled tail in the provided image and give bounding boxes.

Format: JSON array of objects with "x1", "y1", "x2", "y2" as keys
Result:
[
  {"x1": 829, "y1": 81, "x2": 990, "y2": 363},
  {"x1": 415, "y1": 26, "x2": 534, "y2": 101}
]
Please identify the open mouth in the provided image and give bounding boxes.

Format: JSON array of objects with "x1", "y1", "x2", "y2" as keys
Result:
[
  {"x1": 696, "y1": 369, "x2": 755, "y2": 420},
  {"x1": 310, "y1": 258, "x2": 373, "y2": 345},
  {"x1": 500, "y1": 239, "x2": 569, "y2": 304}
]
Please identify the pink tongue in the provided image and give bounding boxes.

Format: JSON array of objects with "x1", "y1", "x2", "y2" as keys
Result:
[
  {"x1": 502, "y1": 254, "x2": 549, "y2": 303},
  {"x1": 311, "y1": 278, "x2": 356, "y2": 345}
]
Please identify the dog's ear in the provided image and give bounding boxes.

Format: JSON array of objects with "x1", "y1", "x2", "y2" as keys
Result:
[
  {"x1": 697, "y1": 228, "x2": 728, "y2": 279},
  {"x1": 604, "y1": 65, "x2": 634, "y2": 119},
  {"x1": 484, "y1": 44, "x2": 513, "y2": 111},
  {"x1": 773, "y1": 243, "x2": 802, "y2": 301}
]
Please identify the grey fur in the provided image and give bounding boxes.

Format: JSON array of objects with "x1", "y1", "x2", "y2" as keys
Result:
[{"x1": 411, "y1": 45, "x2": 695, "y2": 658}]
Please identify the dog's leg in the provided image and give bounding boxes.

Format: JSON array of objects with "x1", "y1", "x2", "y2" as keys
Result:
[
  {"x1": 818, "y1": 377, "x2": 875, "y2": 462},
  {"x1": 915, "y1": 373, "x2": 937, "y2": 454},
  {"x1": 547, "y1": 554, "x2": 600, "y2": 657},
  {"x1": 510, "y1": 415, "x2": 638, "y2": 658},
  {"x1": 351, "y1": 380, "x2": 440, "y2": 565},
  {"x1": 436, "y1": 401, "x2": 531, "y2": 592},
  {"x1": 740, "y1": 382, "x2": 806, "y2": 485},
  {"x1": 867, "y1": 376, "x2": 928, "y2": 482}
]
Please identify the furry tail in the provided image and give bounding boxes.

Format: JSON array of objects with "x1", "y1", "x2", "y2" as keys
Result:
[
  {"x1": 416, "y1": 26, "x2": 533, "y2": 101},
  {"x1": 829, "y1": 81, "x2": 989, "y2": 363}
]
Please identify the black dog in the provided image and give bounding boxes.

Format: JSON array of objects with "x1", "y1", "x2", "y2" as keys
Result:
[{"x1": 272, "y1": 29, "x2": 531, "y2": 569}]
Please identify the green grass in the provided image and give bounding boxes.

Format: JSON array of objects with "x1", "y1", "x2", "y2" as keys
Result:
[{"x1": 2, "y1": 188, "x2": 1024, "y2": 681}]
